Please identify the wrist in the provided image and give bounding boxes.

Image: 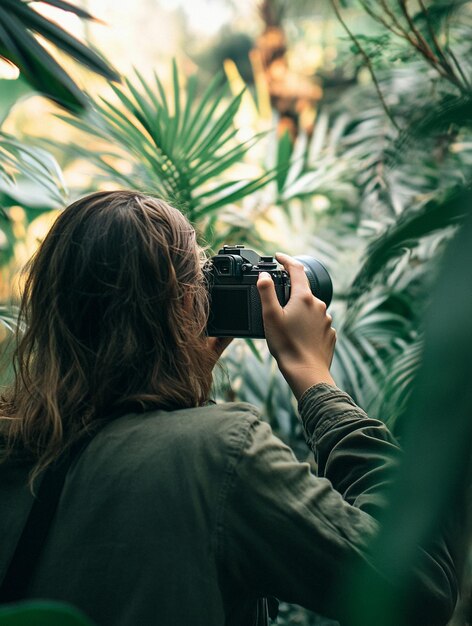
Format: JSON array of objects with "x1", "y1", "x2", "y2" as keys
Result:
[{"x1": 278, "y1": 361, "x2": 336, "y2": 400}]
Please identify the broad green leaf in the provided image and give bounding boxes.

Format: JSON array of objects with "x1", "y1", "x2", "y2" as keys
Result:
[
  {"x1": 30, "y1": 0, "x2": 95, "y2": 20},
  {"x1": 0, "y1": 0, "x2": 119, "y2": 112},
  {"x1": 6, "y1": 0, "x2": 117, "y2": 78},
  {"x1": 0, "y1": 8, "x2": 89, "y2": 111}
]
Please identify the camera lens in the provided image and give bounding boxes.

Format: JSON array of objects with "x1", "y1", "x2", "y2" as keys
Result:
[{"x1": 294, "y1": 256, "x2": 333, "y2": 307}]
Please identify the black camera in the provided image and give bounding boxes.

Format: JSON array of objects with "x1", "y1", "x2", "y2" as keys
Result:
[{"x1": 205, "y1": 245, "x2": 333, "y2": 338}]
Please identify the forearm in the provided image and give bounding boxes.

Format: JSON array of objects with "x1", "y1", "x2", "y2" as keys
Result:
[
  {"x1": 297, "y1": 383, "x2": 458, "y2": 623},
  {"x1": 278, "y1": 362, "x2": 335, "y2": 400},
  {"x1": 298, "y1": 383, "x2": 402, "y2": 517}
]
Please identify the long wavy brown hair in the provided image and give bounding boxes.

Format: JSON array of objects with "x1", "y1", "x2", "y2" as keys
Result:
[{"x1": 0, "y1": 190, "x2": 214, "y2": 484}]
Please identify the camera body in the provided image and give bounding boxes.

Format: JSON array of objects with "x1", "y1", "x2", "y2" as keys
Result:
[{"x1": 206, "y1": 245, "x2": 332, "y2": 338}]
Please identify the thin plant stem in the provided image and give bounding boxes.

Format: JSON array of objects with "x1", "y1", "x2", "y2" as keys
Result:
[
  {"x1": 447, "y1": 46, "x2": 471, "y2": 91},
  {"x1": 417, "y1": 0, "x2": 449, "y2": 64},
  {"x1": 417, "y1": 0, "x2": 469, "y2": 91},
  {"x1": 330, "y1": 0, "x2": 400, "y2": 131}
]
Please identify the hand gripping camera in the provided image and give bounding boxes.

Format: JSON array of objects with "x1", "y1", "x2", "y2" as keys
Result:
[{"x1": 205, "y1": 245, "x2": 333, "y2": 338}]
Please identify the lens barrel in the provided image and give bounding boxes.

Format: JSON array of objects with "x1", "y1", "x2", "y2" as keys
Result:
[{"x1": 294, "y1": 256, "x2": 333, "y2": 308}]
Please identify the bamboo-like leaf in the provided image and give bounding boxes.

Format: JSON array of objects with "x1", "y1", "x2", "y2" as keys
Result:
[
  {"x1": 134, "y1": 68, "x2": 169, "y2": 123},
  {"x1": 196, "y1": 128, "x2": 240, "y2": 167},
  {"x1": 190, "y1": 138, "x2": 258, "y2": 187},
  {"x1": 59, "y1": 64, "x2": 271, "y2": 222},
  {"x1": 153, "y1": 70, "x2": 171, "y2": 118},
  {"x1": 0, "y1": 8, "x2": 86, "y2": 111},
  {"x1": 245, "y1": 338, "x2": 263, "y2": 363},
  {"x1": 95, "y1": 100, "x2": 166, "y2": 170},
  {"x1": 333, "y1": 338, "x2": 364, "y2": 401},
  {"x1": 120, "y1": 79, "x2": 158, "y2": 136}
]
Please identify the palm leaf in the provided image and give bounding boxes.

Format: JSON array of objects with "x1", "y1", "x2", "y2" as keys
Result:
[
  {"x1": 351, "y1": 186, "x2": 470, "y2": 294},
  {"x1": 58, "y1": 64, "x2": 272, "y2": 224}
]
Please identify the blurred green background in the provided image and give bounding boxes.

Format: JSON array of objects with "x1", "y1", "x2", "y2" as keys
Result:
[{"x1": 1, "y1": 1, "x2": 471, "y2": 624}]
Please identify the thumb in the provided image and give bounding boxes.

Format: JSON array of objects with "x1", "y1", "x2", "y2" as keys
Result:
[{"x1": 257, "y1": 272, "x2": 281, "y2": 321}]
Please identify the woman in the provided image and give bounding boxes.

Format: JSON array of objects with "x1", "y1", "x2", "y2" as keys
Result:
[{"x1": 0, "y1": 191, "x2": 456, "y2": 625}]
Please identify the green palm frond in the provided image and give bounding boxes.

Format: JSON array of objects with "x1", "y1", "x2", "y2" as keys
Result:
[
  {"x1": 0, "y1": 0, "x2": 119, "y2": 112},
  {"x1": 377, "y1": 337, "x2": 423, "y2": 431},
  {"x1": 329, "y1": 291, "x2": 415, "y2": 412},
  {"x1": 58, "y1": 62, "x2": 273, "y2": 229},
  {"x1": 351, "y1": 186, "x2": 470, "y2": 294}
]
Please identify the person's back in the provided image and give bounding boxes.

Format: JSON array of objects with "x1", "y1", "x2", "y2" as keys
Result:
[
  {"x1": 0, "y1": 191, "x2": 458, "y2": 625},
  {"x1": 1, "y1": 403, "x2": 256, "y2": 625}
]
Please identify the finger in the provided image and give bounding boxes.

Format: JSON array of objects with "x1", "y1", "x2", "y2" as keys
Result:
[
  {"x1": 207, "y1": 336, "x2": 234, "y2": 358},
  {"x1": 275, "y1": 252, "x2": 310, "y2": 298},
  {"x1": 257, "y1": 271, "x2": 282, "y2": 321}
]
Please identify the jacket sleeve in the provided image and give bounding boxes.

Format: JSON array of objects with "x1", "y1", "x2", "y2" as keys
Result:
[{"x1": 219, "y1": 384, "x2": 457, "y2": 626}]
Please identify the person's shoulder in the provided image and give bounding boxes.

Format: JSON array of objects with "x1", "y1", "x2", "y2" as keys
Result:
[
  {"x1": 130, "y1": 402, "x2": 264, "y2": 471},
  {"x1": 97, "y1": 401, "x2": 263, "y2": 456},
  {"x1": 173, "y1": 401, "x2": 262, "y2": 445},
  {"x1": 194, "y1": 401, "x2": 261, "y2": 423}
]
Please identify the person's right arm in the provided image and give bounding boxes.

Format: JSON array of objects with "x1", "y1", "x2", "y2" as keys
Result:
[{"x1": 217, "y1": 254, "x2": 457, "y2": 625}]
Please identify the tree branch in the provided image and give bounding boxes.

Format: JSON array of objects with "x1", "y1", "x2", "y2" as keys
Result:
[{"x1": 330, "y1": 0, "x2": 400, "y2": 131}]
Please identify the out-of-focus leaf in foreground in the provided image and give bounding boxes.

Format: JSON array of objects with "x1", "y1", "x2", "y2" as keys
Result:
[{"x1": 346, "y1": 187, "x2": 472, "y2": 626}]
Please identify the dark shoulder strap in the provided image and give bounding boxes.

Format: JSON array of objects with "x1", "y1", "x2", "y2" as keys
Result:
[{"x1": 0, "y1": 437, "x2": 93, "y2": 603}]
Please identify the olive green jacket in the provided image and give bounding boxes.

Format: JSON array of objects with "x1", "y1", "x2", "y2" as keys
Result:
[{"x1": 0, "y1": 384, "x2": 457, "y2": 625}]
